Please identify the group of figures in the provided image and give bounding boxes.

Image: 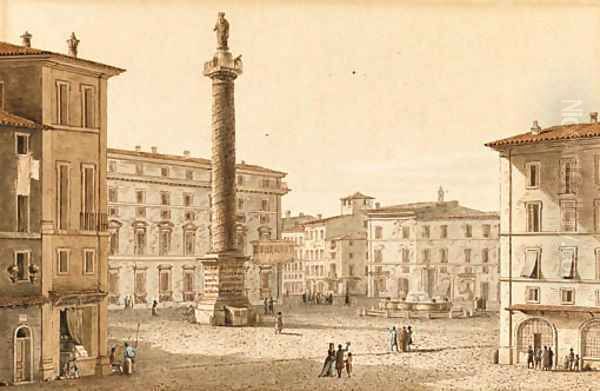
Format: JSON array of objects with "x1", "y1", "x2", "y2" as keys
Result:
[
  {"x1": 318, "y1": 342, "x2": 353, "y2": 378},
  {"x1": 109, "y1": 342, "x2": 137, "y2": 375},
  {"x1": 527, "y1": 346, "x2": 583, "y2": 371},
  {"x1": 388, "y1": 325, "x2": 414, "y2": 352},
  {"x1": 302, "y1": 291, "x2": 335, "y2": 305}
]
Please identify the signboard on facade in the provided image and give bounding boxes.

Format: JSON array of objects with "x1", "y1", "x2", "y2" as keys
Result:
[{"x1": 251, "y1": 240, "x2": 295, "y2": 266}]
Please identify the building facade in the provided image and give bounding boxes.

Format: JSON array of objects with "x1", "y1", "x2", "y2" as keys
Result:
[
  {"x1": 0, "y1": 34, "x2": 123, "y2": 383},
  {"x1": 281, "y1": 225, "x2": 306, "y2": 295},
  {"x1": 106, "y1": 147, "x2": 288, "y2": 307},
  {"x1": 487, "y1": 117, "x2": 600, "y2": 368},
  {"x1": 366, "y1": 200, "x2": 500, "y2": 309}
]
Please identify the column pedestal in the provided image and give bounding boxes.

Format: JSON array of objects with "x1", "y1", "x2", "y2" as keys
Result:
[{"x1": 195, "y1": 251, "x2": 255, "y2": 326}]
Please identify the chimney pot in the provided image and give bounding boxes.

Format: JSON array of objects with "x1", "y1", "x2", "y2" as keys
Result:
[
  {"x1": 20, "y1": 31, "x2": 32, "y2": 48},
  {"x1": 183, "y1": 150, "x2": 190, "y2": 157},
  {"x1": 67, "y1": 32, "x2": 80, "y2": 57},
  {"x1": 151, "y1": 146, "x2": 157, "y2": 154},
  {"x1": 241, "y1": 160, "x2": 246, "y2": 165},
  {"x1": 317, "y1": 214, "x2": 322, "y2": 220},
  {"x1": 299, "y1": 212, "x2": 304, "y2": 217},
  {"x1": 375, "y1": 202, "x2": 381, "y2": 209},
  {"x1": 135, "y1": 145, "x2": 142, "y2": 152},
  {"x1": 591, "y1": 112, "x2": 598, "y2": 123},
  {"x1": 530, "y1": 120, "x2": 541, "y2": 135}
]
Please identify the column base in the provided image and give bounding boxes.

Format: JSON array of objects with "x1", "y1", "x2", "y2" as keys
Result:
[
  {"x1": 194, "y1": 297, "x2": 257, "y2": 326},
  {"x1": 95, "y1": 355, "x2": 111, "y2": 376},
  {"x1": 40, "y1": 358, "x2": 56, "y2": 381},
  {"x1": 498, "y1": 346, "x2": 514, "y2": 365}
]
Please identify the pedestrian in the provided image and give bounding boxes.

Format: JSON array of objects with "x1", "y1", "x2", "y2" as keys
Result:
[
  {"x1": 407, "y1": 326, "x2": 414, "y2": 351},
  {"x1": 151, "y1": 299, "x2": 159, "y2": 316},
  {"x1": 574, "y1": 354, "x2": 581, "y2": 371},
  {"x1": 318, "y1": 343, "x2": 336, "y2": 377},
  {"x1": 399, "y1": 326, "x2": 408, "y2": 352},
  {"x1": 473, "y1": 296, "x2": 479, "y2": 313},
  {"x1": 268, "y1": 296, "x2": 274, "y2": 314},
  {"x1": 542, "y1": 346, "x2": 549, "y2": 370},
  {"x1": 534, "y1": 347, "x2": 542, "y2": 370},
  {"x1": 335, "y1": 344, "x2": 345, "y2": 378},
  {"x1": 329, "y1": 292, "x2": 334, "y2": 305},
  {"x1": 302, "y1": 291, "x2": 307, "y2": 304},
  {"x1": 345, "y1": 352, "x2": 353, "y2": 377},
  {"x1": 389, "y1": 326, "x2": 398, "y2": 352},
  {"x1": 345, "y1": 291, "x2": 350, "y2": 306},
  {"x1": 123, "y1": 342, "x2": 136, "y2": 375},
  {"x1": 568, "y1": 348, "x2": 575, "y2": 371},
  {"x1": 274, "y1": 311, "x2": 283, "y2": 334},
  {"x1": 548, "y1": 347, "x2": 554, "y2": 370},
  {"x1": 123, "y1": 295, "x2": 129, "y2": 311},
  {"x1": 563, "y1": 353, "x2": 570, "y2": 370},
  {"x1": 527, "y1": 345, "x2": 535, "y2": 369}
]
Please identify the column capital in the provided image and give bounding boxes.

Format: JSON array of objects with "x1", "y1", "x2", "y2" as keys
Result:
[{"x1": 204, "y1": 50, "x2": 243, "y2": 79}]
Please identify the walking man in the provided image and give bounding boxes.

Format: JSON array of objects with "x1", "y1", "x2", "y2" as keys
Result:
[
  {"x1": 268, "y1": 296, "x2": 274, "y2": 314},
  {"x1": 151, "y1": 299, "x2": 159, "y2": 316},
  {"x1": 264, "y1": 297, "x2": 268, "y2": 315},
  {"x1": 389, "y1": 326, "x2": 398, "y2": 352},
  {"x1": 548, "y1": 347, "x2": 554, "y2": 370},
  {"x1": 335, "y1": 344, "x2": 345, "y2": 378},
  {"x1": 534, "y1": 347, "x2": 542, "y2": 370},
  {"x1": 527, "y1": 345, "x2": 534, "y2": 369},
  {"x1": 542, "y1": 346, "x2": 549, "y2": 370},
  {"x1": 568, "y1": 348, "x2": 575, "y2": 371}
]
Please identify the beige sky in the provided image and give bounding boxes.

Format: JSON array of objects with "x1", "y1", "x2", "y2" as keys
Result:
[{"x1": 2, "y1": 0, "x2": 600, "y2": 217}]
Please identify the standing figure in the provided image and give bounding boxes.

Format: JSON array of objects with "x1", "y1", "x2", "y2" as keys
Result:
[
  {"x1": 399, "y1": 326, "x2": 408, "y2": 352},
  {"x1": 389, "y1": 326, "x2": 398, "y2": 352},
  {"x1": 548, "y1": 347, "x2": 554, "y2": 370},
  {"x1": 568, "y1": 348, "x2": 575, "y2": 371},
  {"x1": 302, "y1": 291, "x2": 307, "y2": 304},
  {"x1": 335, "y1": 344, "x2": 345, "y2": 378},
  {"x1": 152, "y1": 299, "x2": 159, "y2": 316},
  {"x1": 318, "y1": 343, "x2": 336, "y2": 377},
  {"x1": 123, "y1": 295, "x2": 129, "y2": 311},
  {"x1": 264, "y1": 297, "x2": 269, "y2": 315},
  {"x1": 123, "y1": 342, "x2": 136, "y2": 375},
  {"x1": 527, "y1": 346, "x2": 535, "y2": 369},
  {"x1": 345, "y1": 352, "x2": 353, "y2": 377},
  {"x1": 274, "y1": 312, "x2": 283, "y2": 334},
  {"x1": 534, "y1": 347, "x2": 542, "y2": 370},
  {"x1": 574, "y1": 354, "x2": 581, "y2": 371},
  {"x1": 213, "y1": 12, "x2": 229, "y2": 50},
  {"x1": 542, "y1": 346, "x2": 549, "y2": 370},
  {"x1": 345, "y1": 291, "x2": 350, "y2": 306},
  {"x1": 268, "y1": 296, "x2": 274, "y2": 314},
  {"x1": 407, "y1": 326, "x2": 414, "y2": 351}
]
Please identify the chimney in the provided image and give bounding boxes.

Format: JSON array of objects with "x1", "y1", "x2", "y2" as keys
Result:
[
  {"x1": 241, "y1": 160, "x2": 246, "y2": 165},
  {"x1": 375, "y1": 202, "x2": 381, "y2": 209},
  {"x1": 591, "y1": 112, "x2": 598, "y2": 123},
  {"x1": 135, "y1": 145, "x2": 142, "y2": 152},
  {"x1": 151, "y1": 146, "x2": 158, "y2": 154},
  {"x1": 20, "y1": 31, "x2": 32, "y2": 48},
  {"x1": 299, "y1": 212, "x2": 304, "y2": 217},
  {"x1": 67, "y1": 32, "x2": 80, "y2": 57},
  {"x1": 285, "y1": 210, "x2": 291, "y2": 218},
  {"x1": 530, "y1": 120, "x2": 541, "y2": 135},
  {"x1": 317, "y1": 214, "x2": 322, "y2": 220},
  {"x1": 183, "y1": 150, "x2": 191, "y2": 157}
]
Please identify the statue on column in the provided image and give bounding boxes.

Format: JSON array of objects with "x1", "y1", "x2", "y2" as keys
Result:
[
  {"x1": 214, "y1": 12, "x2": 229, "y2": 50},
  {"x1": 438, "y1": 186, "x2": 445, "y2": 203}
]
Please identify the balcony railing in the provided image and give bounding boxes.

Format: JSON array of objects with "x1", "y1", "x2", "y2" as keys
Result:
[{"x1": 80, "y1": 212, "x2": 108, "y2": 232}]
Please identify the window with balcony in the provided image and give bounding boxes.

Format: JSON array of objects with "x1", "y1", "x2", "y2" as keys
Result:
[
  {"x1": 526, "y1": 286, "x2": 540, "y2": 303},
  {"x1": 560, "y1": 200, "x2": 577, "y2": 232},
  {"x1": 520, "y1": 248, "x2": 541, "y2": 279},
  {"x1": 561, "y1": 288, "x2": 575, "y2": 305},
  {"x1": 14, "y1": 251, "x2": 30, "y2": 282},
  {"x1": 525, "y1": 201, "x2": 542, "y2": 232},
  {"x1": 184, "y1": 230, "x2": 195, "y2": 256},
  {"x1": 559, "y1": 246, "x2": 577, "y2": 279},
  {"x1": 81, "y1": 164, "x2": 96, "y2": 231},
  {"x1": 158, "y1": 229, "x2": 171, "y2": 256},
  {"x1": 158, "y1": 266, "x2": 172, "y2": 301},
  {"x1": 526, "y1": 161, "x2": 541, "y2": 189},
  {"x1": 134, "y1": 228, "x2": 146, "y2": 255},
  {"x1": 183, "y1": 269, "x2": 195, "y2": 301}
]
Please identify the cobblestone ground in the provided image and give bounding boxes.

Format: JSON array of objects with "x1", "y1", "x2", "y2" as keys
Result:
[{"x1": 15, "y1": 304, "x2": 600, "y2": 390}]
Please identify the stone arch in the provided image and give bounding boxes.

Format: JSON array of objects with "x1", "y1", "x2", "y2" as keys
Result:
[
  {"x1": 515, "y1": 317, "x2": 557, "y2": 364},
  {"x1": 13, "y1": 325, "x2": 33, "y2": 384},
  {"x1": 579, "y1": 318, "x2": 600, "y2": 362}
]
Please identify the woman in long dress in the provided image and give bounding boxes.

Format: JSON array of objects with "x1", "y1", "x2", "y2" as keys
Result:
[{"x1": 318, "y1": 343, "x2": 336, "y2": 377}]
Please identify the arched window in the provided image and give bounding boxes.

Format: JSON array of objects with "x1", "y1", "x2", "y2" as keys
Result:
[{"x1": 582, "y1": 320, "x2": 600, "y2": 359}]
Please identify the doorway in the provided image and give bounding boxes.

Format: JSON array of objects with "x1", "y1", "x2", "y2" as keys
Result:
[{"x1": 14, "y1": 326, "x2": 32, "y2": 384}]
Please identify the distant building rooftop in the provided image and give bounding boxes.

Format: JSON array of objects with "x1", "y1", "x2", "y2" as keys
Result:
[
  {"x1": 340, "y1": 191, "x2": 375, "y2": 201},
  {"x1": 486, "y1": 120, "x2": 600, "y2": 149},
  {"x1": 368, "y1": 200, "x2": 498, "y2": 221},
  {"x1": 0, "y1": 109, "x2": 40, "y2": 129}
]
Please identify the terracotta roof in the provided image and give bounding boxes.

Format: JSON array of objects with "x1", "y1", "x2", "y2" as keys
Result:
[
  {"x1": 369, "y1": 200, "x2": 498, "y2": 220},
  {"x1": 0, "y1": 295, "x2": 48, "y2": 308},
  {"x1": 0, "y1": 41, "x2": 125, "y2": 74},
  {"x1": 485, "y1": 122, "x2": 600, "y2": 149},
  {"x1": 282, "y1": 225, "x2": 306, "y2": 233},
  {"x1": 328, "y1": 231, "x2": 367, "y2": 241},
  {"x1": 0, "y1": 110, "x2": 40, "y2": 129},
  {"x1": 107, "y1": 148, "x2": 287, "y2": 176},
  {"x1": 303, "y1": 214, "x2": 353, "y2": 226},
  {"x1": 509, "y1": 304, "x2": 600, "y2": 314},
  {"x1": 340, "y1": 191, "x2": 375, "y2": 200}
]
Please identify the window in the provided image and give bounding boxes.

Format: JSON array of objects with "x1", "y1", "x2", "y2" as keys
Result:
[
  {"x1": 0, "y1": 81, "x2": 4, "y2": 110},
  {"x1": 185, "y1": 210, "x2": 195, "y2": 221},
  {"x1": 57, "y1": 163, "x2": 70, "y2": 230},
  {"x1": 134, "y1": 228, "x2": 146, "y2": 255},
  {"x1": 108, "y1": 270, "x2": 119, "y2": 298},
  {"x1": 160, "y1": 208, "x2": 171, "y2": 220},
  {"x1": 349, "y1": 252, "x2": 354, "y2": 259},
  {"x1": 259, "y1": 214, "x2": 269, "y2": 224},
  {"x1": 402, "y1": 226, "x2": 410, "y2": 239},
  {"x1": 560, "y1": 158, "x2": 576, "y2": 194},
  {"x1": 135, "y1": 162, "x2": 143, "y2": 176},
  {"x1": 161, "y1": 167, "x2": 169, "y2": 177},
  {"x1": 108, "y1": 160, "x2": 117, "y2": 173},
  {"x1": 16, "y1": 133, "x2": 30, "y2": 155},
  {"x1": 161, "y1": 192, "x2": 170, "y2": 205},
  {"x1": 81, "y1": 165, "x2": 96, "y2": 230},
  {"x1": 440, "y1": 248, "x2": 448, "y2": 263},
  {"x1": 238, "y1": 198, "x2": 244, "y2": 209},
  {"x1": 526, "y1": 161, "x2": 541, "y2": 188},
  {"x1": 596, "y1": 155, "x2": 600, "y2": 186},
  {"x1": 440, "y1": 225, "x2": 448, "y2": 239},
  {"x1": 559, "y1": 246, "x2": 577, "y2": 279},
  {"x1": 159, "y1": 229, "x2": 171, "y2": 256},
  {"x1": 422, "y1": 225, "x2": 430, "y2": 239},
  {"x1": 261, "y1": 178, "x2": 271, "y2": 188},
  {"x1": 183, "y1": 193, "x2": 193, "y2": 207},
  {"x1": 375, "y1": 226, "x2": 383, "y2": 239},
  {"x1": 464, "y1": 249, "x2": 471, "y2": 264},
  {"x1": 185, "y1": 169, "x2": 194, "y2": 180},
  {"x1": 261, "y1": 199, "x2": 269, "y2": 211},
  {"x1": 136, "y1": 190, "x2": 145, "y2": 204},
  {"x1": 349, "y1": 240, "x2": 353, "y2": 247},
  {"x1": 596, "y1": 249, "x2": 600, "y2": 280},
  {"x1": 183, "y1": 270, "x2": 195, "y2": 301},
  {"x1": 56, "y1": 81, "x2": 69, "y2": 125},
  {"x1": 136, "y1": 207, "x2": 146, "y2": 218},
  {"x1": 560, "y1": 200, "x2": 577, "y2": 232},
  {"x1": 14, "y1": 251, "x2": 30, "y2": 281},
  {"x1": 525, "y1": 286, "x2": 540, "y2": 303},
  {"x1": 374, "y1": 249, "x2": 382, "y2": 263},
  {"x1": 465, "y1": 224, "x2": 472, "y2": 238},
  {"x1": 134, "y1": 269, "x2": 147, "y2": 303},
  {"x1": 520, "y1": 248, "x2": 541, "y2": 279},
  {"x1": 109, "y1": 229, "x2": 119, "y2": 255},
  {"x1": 525, "y1": 202, "x2": 542, "y2": 232},
  {"x1": 595, "y1": 200, "x2": 600, "y2": 232},
  {"x1": 330, "y1": 263, "x2": 337, "y2": 278},
  {"x1": 422, "y1": 249, "x2": 431, "y2": 263},
  {"x1": 158, "y1": 267, "x2": 172, "y2": 300},
  {"x1": 237, "y1": 175, "x2": 244, "y2": 186},
  {"x1": 402, "y1": 248, "x2": 410, "y2": 263},
  {"x1": 561, "y1": 288, "x2": 575, "y2": 305},
  {"x1": 482, "y1": 248, "x2": 489, "y2": 263},
  {"x1": 349, "y1": 265, "x2": 354, "y2": 277},
  {"x1": 184, "y1": 230, "x2": 195, "y2": 256},
  {"x1": 482, "y1": 224, "x2": 491, "y2": 238},
  {"x1": 330, "y1": 252, "x2": 336, "y2": 259},
  {"x1": 402, "y1": 266, "x2": 410, "y2": 274},
  {"x1": 81, "y1": 85, "x2": 95, "y2": 128},
  {"x1": 108, "y1": 187, "x2": 118, "y2": 203},
  {"x1": 83, "y1": 249, "x2": 95, "y2": 274},
  {"x1": 57, "y1": 249, "x2": 69, "y2": 275},
  {"x1": 482, "y1": 266, "x2": 489, "y2": 274},
  {"x1": 16, "y1": 195, "x2": 29, "y2": 232}
]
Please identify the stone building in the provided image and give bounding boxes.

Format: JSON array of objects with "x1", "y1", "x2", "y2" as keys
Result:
[
  {"x1": 281, "y1": 225, "x2": 306, "y2": 295},
  {"x1": 487, "y1": 116, "x2": 600, "y2": 368},
  {"x1": 366, "y1": 199, "x2": 500, "y2": 310},
  {"x1": 0, "y1": 33, "x2": 123, "y2": 383},
  {"x1": 106, "y1": 147, "x2": 288, "y2": 307}
]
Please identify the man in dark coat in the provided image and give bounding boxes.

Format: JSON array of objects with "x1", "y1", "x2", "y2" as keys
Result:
[
  {"x1": 335, "y1": 344, "x2": 345, "y2": 378},
  {"x1": 548, "y1": 347, "x2": 554, "y2": 370},
  {"x1": 268, "y1": 296, "x2": 274, "y2": 314},
  {"x1": 527, "y1": 345, "x2": 535, "y2": 369},
  {"x1": 264, "y1": 297, "x2": 268, "y2": 315},
  {"x1": 542, "y1": 346, "x2": 549, "y2": 370}
]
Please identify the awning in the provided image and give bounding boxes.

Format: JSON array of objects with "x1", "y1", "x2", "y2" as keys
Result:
[
  {"x1": 520, "y1": 249, "x2": 538, "y2": 278},
  {"x1": 508, "y1": 304, "x2": 600, "y2": 314}
]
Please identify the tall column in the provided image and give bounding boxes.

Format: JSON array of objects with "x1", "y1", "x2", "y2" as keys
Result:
[{"x1": 195, "y1": 12, "x2": 253, "y2": 326}]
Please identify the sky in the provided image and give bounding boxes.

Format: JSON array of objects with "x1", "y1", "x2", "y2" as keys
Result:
[{"x1": 2, "y1": 0, "x2": 600, "y2": 217}]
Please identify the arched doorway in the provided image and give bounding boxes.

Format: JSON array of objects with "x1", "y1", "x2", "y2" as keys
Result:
[
  {"x1": 13, "y1": 326, "x2": 32, "y2": 384},
  {"x1": 581, "y1": 319, "x2": 600, "y2": 364},
  {"x1": 517, "y1": 318, "x2": 555, "y2": 363}
]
